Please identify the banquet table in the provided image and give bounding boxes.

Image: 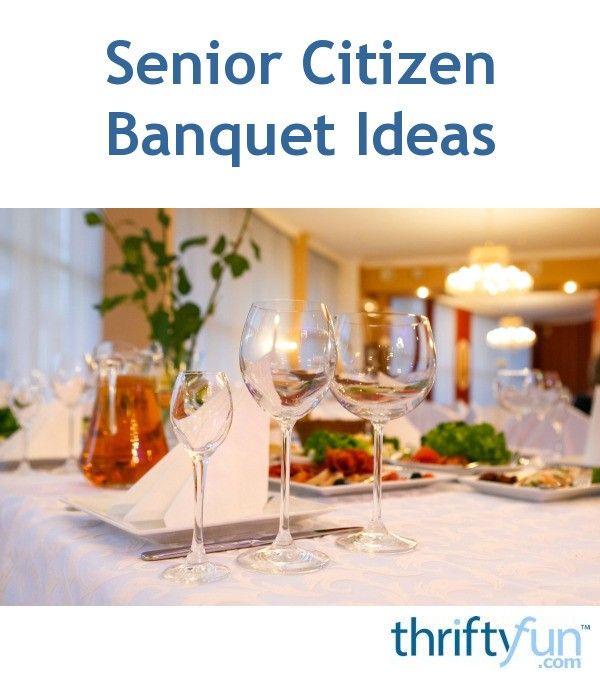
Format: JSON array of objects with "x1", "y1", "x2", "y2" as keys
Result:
[{"x1": 1, "y1": 470, "x2": 598, "y2": 606}]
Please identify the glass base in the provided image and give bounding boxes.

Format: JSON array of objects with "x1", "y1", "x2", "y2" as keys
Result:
[
  {"x1": 237, "y1": 543, "x2": 329, "y2": 575},
  {"x1": 51, "y1": 458, "x2": 80, "y2": 475},
  {"x1": 161, "y1": 561, "x2": 230, "y2": 584},
  {"x1": 13, "y1": 460, "x2": 32, "y2": 475},
  {"x1": 336, "y1": 528, "x2": 417, "y2": 554}
]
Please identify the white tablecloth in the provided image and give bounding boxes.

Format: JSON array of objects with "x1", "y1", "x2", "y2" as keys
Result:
[{"x1": 1, "y1": 471, "x2": 598, "y2": 605}]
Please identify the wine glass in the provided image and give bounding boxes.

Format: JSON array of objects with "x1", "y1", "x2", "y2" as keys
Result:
[
  {"x1": 549, "y1": 386, "x2": 571, "y2": 459},
  {"x1": 51, "y1": 355, "x2": 91, "y2": 473},
  {"x1": 330, "y1": 312, "x2": 436, "y2": 554},
  {"x1": 494, "y1": 368, "x2": 542, "y2": 448},
  {"x1": 238, "y1": 300, "x2": 336, "y2": 574},
  {"x1": 533, "y1": 371, "x2": 563, "y2": 422},
  {"x1": 10, "y1": 371, "x2": 44, "y2": 473},
  {"x1": 162, "y1": 371, "x2": 233, "y2": 584}
]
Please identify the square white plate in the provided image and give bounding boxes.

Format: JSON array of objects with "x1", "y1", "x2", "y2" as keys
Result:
[
  {"x1": 459, "y1": 473, "x2": 600, "y2": 502},
  {"x1": 269, "y1": 469, "x2": 456, "y2": 497},
  {"x1": 60, "y1": 492, "x2": 331, "y2": 544},
  {"x1": 389, "y1": 459, "x2": 528, "y2": 476}
]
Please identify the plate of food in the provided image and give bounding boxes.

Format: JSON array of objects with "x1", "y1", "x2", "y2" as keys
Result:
[
  {"x1": 459, "y1": 466, "x2": 600, "y2": 502},
  {"x1": 269, "y1": 447, "x2": 456, "y2": 496},
  {"x1": 391, "y1": 421, "x2": 528, "y2": 475}
]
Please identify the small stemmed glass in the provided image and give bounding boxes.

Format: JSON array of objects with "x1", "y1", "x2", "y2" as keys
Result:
[
  {"x1": 10, "y1": 372, "x2": 44, "y2": 474},
  {"x1": 51, "y1": 355, "x2": 91, "y2": 474},
  {"x1": 238, "y1": 300, "x2": 336, "y2": 574},
  {"x1": 494, "y1": 368, "x2": 542, "y2": 450},
  {"x1": 330, "y1": 312, "x2": 436, "y2": 553},
  {"x1": 163, "y1": 371, "x2": 233, "y2": 584}
]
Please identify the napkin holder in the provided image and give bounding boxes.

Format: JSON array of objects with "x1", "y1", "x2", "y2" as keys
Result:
[{"x1": 120, "y1": 385, "x2": 270, "y2": 528}]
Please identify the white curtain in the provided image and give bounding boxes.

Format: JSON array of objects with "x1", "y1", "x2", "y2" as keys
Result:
[
  {"x1": 175, "y1": 209, "x2": 293, "y2": 380},
  {"x1": 0, "y1": 209, "x2": 103, "y2": 379},
  {"x1": 308, "y1": 250, "x2": 339, "y2": 316}
]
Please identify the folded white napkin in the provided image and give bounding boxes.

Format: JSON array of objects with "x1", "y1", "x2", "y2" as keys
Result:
[
  {"x1": 122, "y1": 384, "x2": 270, "y2": 528},
  {"x1": 584, "y1": 386, "x2": 600, "y2": 465},
  {"x1": 0, "y1": 400, "x2": 81, "y2": 461},
  {"x1": 384, "y1": 416, "x2": 421, "y2": 448}
]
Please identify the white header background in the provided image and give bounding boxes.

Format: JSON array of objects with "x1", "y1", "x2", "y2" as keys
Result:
[{"x1": 0, "y1": 0, "x2": 598, "y2": 206}]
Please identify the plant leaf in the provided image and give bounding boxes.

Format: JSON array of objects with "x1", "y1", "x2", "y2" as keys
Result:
[
  {"x1": 85, "y1": 211, "x2": 103, "y2": 226},
  {"x1": 211, "y1": 261, "x2": 223, "y2": 281},
  {"x1": 157, "y1": 253, "x2": 177, "y2": 267},
  {"x1": 212, "y1": 235, "x2": 226, "y2": 256},
  {"x1": 149, "y1": 306, "x2": 170, "y2": 349},
  {"x1": 179, "y1": 236, "x2": 208, "y2": 253},
  {"x1": 144, "y1": 273, "x2": 158, "y2": 292},
  {"x1": 122, "y1": 235, "x2": 145, "y2": 274},
  {"x1": 250, "y1": 239, "x2": 261, "y2": 260},
  {"x1": 177, "y1": 267, "x2": 192, "y2": 295},
  {"x1": 93, "y1": 294, "x2": 128, "y2": 315},
  {"x1": 172, "y1": 303, "x2": 202, "y2": 344},
  {"x1": 157, "y1": 208, "x2": 170, "y2": 228},
  {"x1": 132, "y1": 289, "x2": 147, "y2": 301},
  {"x1": 224, "y1": 253, "x2": 250, "y2": 278}
]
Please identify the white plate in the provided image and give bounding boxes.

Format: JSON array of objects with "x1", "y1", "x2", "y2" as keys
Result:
[
  {"x1": 60, "y1": 493, "x2": 330, "y2": 544},
  {"x1": 269, "y1": 470, "x2": 456, "y2": 497},
  {"x1": 459, "y1": 473, "x2": 600, "y2": 502},
  {"x1": 390, "y1": 459, "x2": 528, "y2": 476}
]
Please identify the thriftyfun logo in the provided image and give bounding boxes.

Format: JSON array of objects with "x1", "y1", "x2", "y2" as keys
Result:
[{"x1": 391, "y1": 616, "x2": 585, "y2": 669}]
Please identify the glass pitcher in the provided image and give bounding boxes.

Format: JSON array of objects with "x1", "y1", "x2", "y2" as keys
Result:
[{"x1": 81, "y1": 341, "x2": 169, "y2": 487}]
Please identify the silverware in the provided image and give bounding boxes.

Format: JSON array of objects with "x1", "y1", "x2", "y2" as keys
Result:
[{"x1": 140, "y1": 525, "x2": 362, "y2": 561}]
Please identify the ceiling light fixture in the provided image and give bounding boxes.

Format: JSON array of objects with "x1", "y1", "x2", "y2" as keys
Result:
[
  {"x1": 445, "y1": 244, "x2": 533, "y2": 296},
  {"x1": 486, "y1": 316, "x2": 537, "y2": 351},
  {"x1": 562, "y1": 280, "x2": 578, "y2": 294},
  {"x1": 416, "y1": 286, "x2": 430, "y2": 299}
]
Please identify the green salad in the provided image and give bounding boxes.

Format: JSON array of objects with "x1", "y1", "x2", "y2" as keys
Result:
[
  {"x1": 303, "y1": 430, "x2": 370, "y2": 464},
  {"x1": 0, "y1": 407, "x2": 20, "y2": 440},
  {"x1": 421, "y1": 421, "x2": 513, "y2": 465}
]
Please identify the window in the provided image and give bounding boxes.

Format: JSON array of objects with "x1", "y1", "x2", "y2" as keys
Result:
[
  {"x1": 308, "y1": 249, "x2": 339, "y2": 315},
  {"x1": 175, "y1": 209, "x2": 293, "y2": 380},
  {"x1": 0, "y1": 209, "x2": 103, "y2": 379}
]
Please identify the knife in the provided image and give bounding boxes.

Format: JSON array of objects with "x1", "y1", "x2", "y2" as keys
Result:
[{"x1": 140, "y1": 525, "x2": 361, "y2": 561}]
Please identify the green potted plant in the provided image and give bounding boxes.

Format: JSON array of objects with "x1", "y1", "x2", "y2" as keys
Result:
[{"x1": 85, "y1": 207, "x2": 260, "y2": 371}]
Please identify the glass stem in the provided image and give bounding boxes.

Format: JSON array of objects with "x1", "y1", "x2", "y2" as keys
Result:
[
  {"x1": 20, "y1": 424, "x2": 30, "y2": 470},
  {"x1": 68, "y1": 407, "x2": 76, "y2": 464},
  {"x1": 367, "y1": 422, "x2": 386, "y2": 534},
  {"x1": 274, "y1": 420, "x2": 294, "y2": 548},
  {"x1": 553, "y1": 421, "x2": 564, "y2": 458},
  {"x1": 187, "y1": 456, "x2": 208, "y2": 566}
]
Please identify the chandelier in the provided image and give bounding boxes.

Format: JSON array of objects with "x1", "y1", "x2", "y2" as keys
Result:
[
  {"x1": 445, "y1": 244, "x2": 533, "y2": 296},
  {"x1": 486, "y1": 316, "x2": 537, "y2": 350}
]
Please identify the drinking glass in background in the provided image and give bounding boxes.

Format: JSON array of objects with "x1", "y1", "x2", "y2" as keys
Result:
[
  {"x1": 51, "y1": 355, "x2": 91, "y2": 473},
  {"x1": 163, "y1": 371, "x2": 233, "y2": 584},
  {"x1": 549, "y1": 386, "x2": 572, "y2": 460},
  {"x1": 493, "y1": 368, "x2": 542, "y2": 449},
  {"x1": 533, "y1": 371, "x2": 564, "y2": 422},
  {"x1": 10, "y1": 371, "x2": 44, "y2": 473},
  {"x1": 238, "y1": 300, "x2": 336, "y2": 574},
  {"x1": 330, "y1": 312, "x2": 436, "y2": 553}
]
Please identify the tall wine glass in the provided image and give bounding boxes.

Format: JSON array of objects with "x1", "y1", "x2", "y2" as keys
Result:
[
  {"x1": 51, "y1": 355, "x2": 90, "y2": 473},
  {"x1": 494, "y1": 368, "x2": 542, "y2": 448},
  {"x1": 163, "y1": 371, "x2": 233, "y2": 584},
  {"x1": 10, "y1": 372, "x2": 44, "y2": 474},
  {"x1": 330, "y1": 312, "x2": 436, "y2": 553},
  {"x1": 238, "y1": 300, "x2": 336, "y2": 574},
  {"x1": 534, "y1": 371, "x2": 563, "y2": 422}
]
